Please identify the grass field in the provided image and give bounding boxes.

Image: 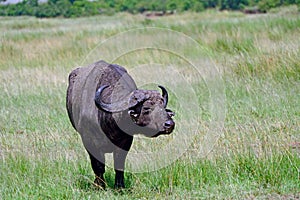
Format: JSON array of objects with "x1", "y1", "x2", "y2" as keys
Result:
[{"x1": 0, "y1": 6, "x2": 299, "y2": 199}]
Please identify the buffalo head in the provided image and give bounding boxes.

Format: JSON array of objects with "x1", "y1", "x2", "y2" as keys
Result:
[{"x1": 95, "y1": 85, "x2": 175, "y2": 137}]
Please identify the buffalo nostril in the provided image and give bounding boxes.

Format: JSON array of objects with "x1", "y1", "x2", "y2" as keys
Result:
[{"x1": 164, "y1": 120, "x2": 174, "y2": 128}]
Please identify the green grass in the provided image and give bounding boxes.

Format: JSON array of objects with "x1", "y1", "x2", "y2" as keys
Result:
[
  {"x1": 1, "y1": 152, "x2": 299, "y2": 199},
  {"x1": 1, "y1": 7, "x2": 299, "y2": 199}
]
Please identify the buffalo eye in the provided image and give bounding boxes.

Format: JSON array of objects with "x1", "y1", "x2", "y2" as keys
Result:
[{"x1": 142, "y1": 107, "x2": 151, "y2": 115}]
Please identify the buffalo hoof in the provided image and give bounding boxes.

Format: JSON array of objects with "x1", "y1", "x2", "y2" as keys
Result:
[
  {"x1": 94, "y1": 177, "x2": 106, "y2": 190},
  {"x1": 114, "y1": 184, "x2": 131, "y2": 195},
  {"x1": 114, "y1": 182, "x2": 125, "y2": 190}
]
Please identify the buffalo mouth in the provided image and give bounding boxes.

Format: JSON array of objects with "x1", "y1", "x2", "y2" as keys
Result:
[{"x1": 151, "y1": 121, "x2": 175, "y2": 137}]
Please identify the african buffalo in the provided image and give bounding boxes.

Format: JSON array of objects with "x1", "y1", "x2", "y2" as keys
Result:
[{"x1": 66, "y1": 60, "x2": 175, "y2": 189}]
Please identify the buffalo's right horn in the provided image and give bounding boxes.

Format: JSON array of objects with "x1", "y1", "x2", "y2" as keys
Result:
[
  {"x1": 95, "y1": 85, "x2": 133, "y2": 113},
  {"x1": 158, "y1": 85, "x2": 168, "y2": 108}
]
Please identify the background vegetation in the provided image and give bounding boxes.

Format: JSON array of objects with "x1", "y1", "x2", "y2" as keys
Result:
[
  {"x1": 0, "y1": 0, "x2": 300, "y2": 18},
  {"x1": 0, "y1": 5, "x2": 299, "y2": 199}
]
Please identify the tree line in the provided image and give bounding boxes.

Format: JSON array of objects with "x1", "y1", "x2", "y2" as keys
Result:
[{"x1": 0, "y1": 0, "x2": 299, "y2": 18}]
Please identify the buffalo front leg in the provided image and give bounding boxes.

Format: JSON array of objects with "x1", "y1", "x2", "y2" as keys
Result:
[
  {"x1": 88, "y1": 151, "x2": 106, "y2": 189},
  {"x1": 113, "y1": 149, "x2": 128, "y2": 189}
]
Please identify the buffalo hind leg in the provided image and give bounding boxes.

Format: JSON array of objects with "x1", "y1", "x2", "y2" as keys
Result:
[
  {"x1": 88, "y1": 151, "x2": 106, "y2": 189},
  {"x1": 113, "y1": 150, "x2": 128, "y2": 189}
]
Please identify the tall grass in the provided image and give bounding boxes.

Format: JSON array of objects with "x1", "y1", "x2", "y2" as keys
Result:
[{"x1": 0, "y1": 7, "x2": 299, "y2": 199}]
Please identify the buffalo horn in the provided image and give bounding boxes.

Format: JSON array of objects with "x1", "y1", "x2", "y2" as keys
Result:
[
  {"x1": 95, "y1": 85, "x2": 133, "y2": 113},
  {"x1": 158, "y1": 85, "x2": 168, "y2": 108}
]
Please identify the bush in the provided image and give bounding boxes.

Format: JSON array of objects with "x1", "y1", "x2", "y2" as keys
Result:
[
  {"x1": 35, "y1": 3, "x2": 61, "y2": 18},
  {"x1": 192, "y1": 1, "x2": 205, "y2": 12}
]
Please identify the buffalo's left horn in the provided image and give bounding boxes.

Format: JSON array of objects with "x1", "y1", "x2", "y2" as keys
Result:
[
  {"x1": 95, "y1": 85, "x2": 132, "y2": 113},
  {"x1": 158, "y1": 85, "x2": 168, "y2": 108}
]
